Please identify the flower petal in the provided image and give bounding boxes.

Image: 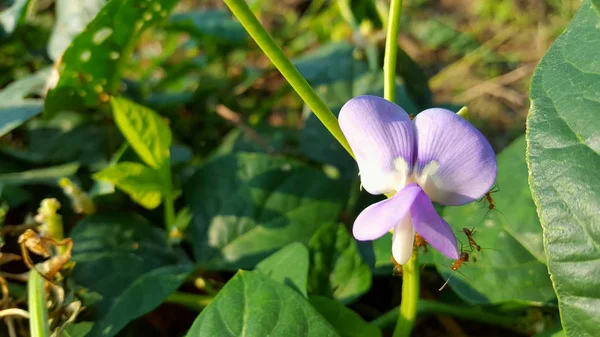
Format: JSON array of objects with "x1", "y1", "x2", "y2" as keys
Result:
[
  {"x1": 339, "y1": 95, "x2": 415, "y2": 195},
  {"x1": 410, "y1": 190, "x2": 459, "y2": 260},
  {"x1": 352, "y1": 183, "x2": 422, "y2": 241},
  {"x1": 413, "y1": 108, "x2": 497, "y2": 205},
  {"x1": 392, "y1": 216, "x2": 415, "y2": 265}
]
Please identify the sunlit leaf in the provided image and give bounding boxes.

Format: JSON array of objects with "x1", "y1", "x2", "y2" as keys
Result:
[
  {"x1": 184, "y1": 153, "x2": 347, "y2": 270},
  {"x1": 94, "y1": 162, "x2": 165, "y2": 209},
  {"x1": 44, "y1": 0, "x2": 179, "y2": 116},
  {"x1": 47, "y1": 0, "x2": 107, "y2": 61},
  {"x1": 110, "y1": 97, "x2": 172, "y2": 169}
]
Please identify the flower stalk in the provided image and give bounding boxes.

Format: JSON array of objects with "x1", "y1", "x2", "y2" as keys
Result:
[
  {"x1": 383, "y1": 0, "x2": 403, "y2": 103},
  {"x1": 382, "y1": 1, "x2": 419, "y2": 335},
  {"x1": 223, "y1": 0, "x2": 354, "y2": 158}
]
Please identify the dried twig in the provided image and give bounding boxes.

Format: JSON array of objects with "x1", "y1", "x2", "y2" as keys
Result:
[{"x1": 215, "y1": 104, "x2": 274, "y2": 152}]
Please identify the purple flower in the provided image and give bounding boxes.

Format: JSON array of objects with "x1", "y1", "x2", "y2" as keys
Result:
[{"x1": 339, "y1": 96, "x2": 497, "y2": 264}]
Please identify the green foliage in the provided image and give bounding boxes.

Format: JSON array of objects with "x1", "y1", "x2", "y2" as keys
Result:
[
  {"x1": 44, "y1": 0, "x2": 179, "y2": 117},
  {"x1": 527, "y1": 1, "x2": 600, "y2": 336},
  {"x1": 255, "y1": 242, "x2": 310, "y2": 297},
  {"x1": 168, "y1": 10, "x2": 248, "y2": 46},
  {"x1": 185, "y1": 271, "x2": 339, "y2": 337},
  {"x1": 110, "y1": 97, "x2": 172, "y2": 170},
  {"x1": 308, "y1": 223, "x2": 372, "y2": 304},
  {"x1": 71, "y1": 213, "x2": 192, "y2": 337},
  {"x1": 47, "y1": 0, "x2": 107, "y2": 61},
  {"x1": 184, "y1": 153, "x2": 348, "y2": 269},
  {"x1": 93, "y1": 162, "x2": 164, "y2": 209},
  {"x1": 0, "y1": 67, "x2": 51, "y2": 137},
  {"x1": 434, "y1": 136, "x2": 555, "y2": 304}
]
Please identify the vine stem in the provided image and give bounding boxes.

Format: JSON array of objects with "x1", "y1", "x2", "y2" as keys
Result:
[
  {"x1": 223, "y1": 0, "x2": 354, "y2": 158},
  {"x1": 383, "y1": 0, "x2": 403, "y2": 102}
]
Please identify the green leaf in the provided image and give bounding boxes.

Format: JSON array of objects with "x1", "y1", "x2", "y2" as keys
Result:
[
  {"x1": 168, "y1": 10, "x2": 248, "y2": 46},
  {"x1": 62, "y1": 322, "x2": 94, "y2": 337},
  {"x1": 0, "y1": 68, "x2": 52, "y2": 137},
  {"x1": 185, "y1": 271, "x2": 339, "y2": 337},
  {"x1": 434, "y1": 136, "x2": 555, "y2": 304},
  {"x1": 71, "y1": 213, "x2": 193, "y2": 337},
  {"x1": 308, "y1": 223, "x2": 372, "y2": 304},
  {"x1": 0, "y1": 101, "x2": 43, "y2": 137},
  {"x1": 44, "y1": 0, "x2": 179, "y2": 116},
  {"x1": 47, "y1": 0, "x2": 107, "y2": 61},
  {"x1": 0, "y1": 0, "x2": 30, "y2": 38},
  {"x1": 0, "y1": 162, "x2": 79, "y2": 186},
  {"x1": 183, "y1": 153, "x2": 347, "y2": 270},
  {"x1": 309, "y1": 296, "x2": 382, "y2": 337},
  {"x1": 255, "y1": 242, "x2": 309, "y2": 297},
  {"x1": 94, "y1": 162, "x2": 165, "y2": 209},
  {"x1": 527, "y1": 1, "x2": 600, "y2": 336},
  {"x1": 110, "y1": 97, "x2": 172, "y2": 169}
]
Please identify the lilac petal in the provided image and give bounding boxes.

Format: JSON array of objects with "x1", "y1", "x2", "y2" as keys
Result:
[
  {"x1": 413, "y1": 108, "x2": 497, "y2": 205},
  {"x1": 352, "y1": 183, "x2": 422, "y2": 241},
  {"x1": 392, "y1": 216, "x2": 415, "y2": 265},
  {"x1": 339, "y1": 95, "x2": 415, "y2": 195},
  {"x1": 410, "y1": 190, "x2": 459, "y2": 260}
]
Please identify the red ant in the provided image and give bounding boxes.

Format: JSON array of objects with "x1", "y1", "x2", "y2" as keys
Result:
[
  {"x1": 439, "y1": 251, "x2": 470, "y2": 291},
  {"x1": 391, "y1": 256, "x2": 403, "y2": 276},
  {"x1": 462, "y1": 228, "x2": 481, "y2": 252},
  {"x1": 415, "y1": 233, "x2": 428, "y2": 253}
]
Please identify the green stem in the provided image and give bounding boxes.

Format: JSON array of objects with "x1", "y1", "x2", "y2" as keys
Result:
[
  {"x1": 393, "y1": 251, "x2": 419, "y2": 337},
  {"x1": 223, "y1": 0, "x2": 354, "y2": 158},
  {"x1": 372, "y1": 299, "x2": 521, "y2": 331},
  {"x1": 28, "y1": 271, "x2": 50, "y2": 337},
  {"x1": 165, "y1": 292, "x2": 214, "y2": 312},
  {"x1": 383, "y1": 0, "x2": 403, "y2": 102}
]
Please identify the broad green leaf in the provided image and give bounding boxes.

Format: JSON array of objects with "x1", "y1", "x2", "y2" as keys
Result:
[
  {"x1": 47, "y1": 0, "x2": 107, "y2": 61},
  {"x1": 0, "y1": 67, "x2": 51, "y2": 102},
  {"x1": 44, "y1": 0, "x2": 179, "y2": 116},
  {"x1": 168, "y1": 10, "x2": 248, "y2": 46},
  {"x1": 434, "y1": 136, "x2": 554, "y2": 304},
  {"x1": 185, "y1": 271, "x2": 339, "y2": 337},
  {"x1": 0, "y1": 162, "x2": 79, "y2": 186},
  {"x1": 308, "y1": 223, "x2": 372, "y2": 304},
  {"x1": 71, "y1": 213, "x2": 192, "y2": 337},
  {"x1": 110, "y1": 97, "x2": 172, "y2": 169},
  {"x1": 0, "y1": 0, "x2": 30, "y2": 38},
  {"x1": 255, "y1": 242, "x2": 309, "y2": 297},
  {"x1": 527, "y1": 2, "x2": 600, "y2": 336},
  {"x1": 309, "y1": 296, "x2": 382, "y2": 337},
  {"x1": 93, "y1": 162, "x2": 164, "y2": 209},
  {"x1": 183, "y1": 153, "x2": 347, "y2": 270}
]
